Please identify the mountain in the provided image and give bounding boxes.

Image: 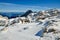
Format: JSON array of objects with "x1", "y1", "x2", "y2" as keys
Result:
[
  {"x1": 20, "y1": 10, "x2": 33, "y2": 17},
  {"x1": 0, "y1": 12, "x2": 24, "y2": 19}
]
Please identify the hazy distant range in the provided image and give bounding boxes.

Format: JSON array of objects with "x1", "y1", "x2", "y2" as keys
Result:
[{"x1": 0, "y1": 12, "x2": 25, "y2": 19}]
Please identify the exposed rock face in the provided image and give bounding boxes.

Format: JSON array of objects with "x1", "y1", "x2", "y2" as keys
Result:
[
  {"x1": 20, "y1": 9, "x2": 60, "y2": 23},
  {"x1": 0, "y1": 16, "x2": 8, "y2": 26},
  {"x1": 19, "y1": 17, "x2": 30, "y2": 24},
  {"x1": 21, "y1": 10, "x2": 33, "y2": 17}
]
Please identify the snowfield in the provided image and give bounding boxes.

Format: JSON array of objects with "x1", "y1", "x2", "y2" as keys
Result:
[
  {"x1": 0, "y1": 17, "x2": 60, "y2": 40},
  {"x1": 0, "y1": 23, "x2": 41, "y2": 40},
  {"x1": 0, "y1": 9, "x2": 60, "y2": 40}
]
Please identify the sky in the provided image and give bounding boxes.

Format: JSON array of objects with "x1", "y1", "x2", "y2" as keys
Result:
[{"x1": 0, "y1": 0, "x2": 60, "y2": 12}]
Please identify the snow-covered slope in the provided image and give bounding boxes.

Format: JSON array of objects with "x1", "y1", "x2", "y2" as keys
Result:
[
  {"x1": 0, "y1": 9, "x2": 60, "y2": 40},
  {"x1": 0, "y1": 23, "x2": 42, "y2": 40}
]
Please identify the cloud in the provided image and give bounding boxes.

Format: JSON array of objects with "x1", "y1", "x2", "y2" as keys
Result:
[{"x1": 0, "y1": 3, "x2": 50, "y2": 12}]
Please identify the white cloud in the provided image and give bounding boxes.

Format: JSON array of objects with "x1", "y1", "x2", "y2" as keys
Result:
[{"x1": 0, "y1": 3, "x2": 50, "y2": 12}]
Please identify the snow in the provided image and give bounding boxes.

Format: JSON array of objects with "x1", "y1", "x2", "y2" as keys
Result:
[
  {"x1": 0, "y1": 23, "x2": 41, "y2": 40},
  {"x1": 0, "y1": 9, "x2": 60, "y2": 40},
  {"x1": 1, "y1": 17, "x2": 60, "y2": 40}
]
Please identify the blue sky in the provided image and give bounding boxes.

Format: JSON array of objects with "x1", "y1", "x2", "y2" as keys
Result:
[{"x1": 0, "y1": 0, "x2": 60, "y2": 12}]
